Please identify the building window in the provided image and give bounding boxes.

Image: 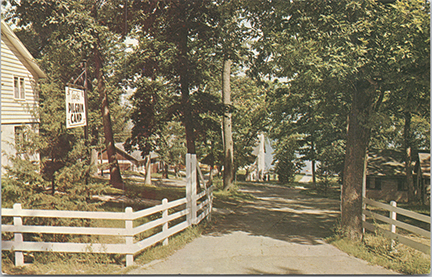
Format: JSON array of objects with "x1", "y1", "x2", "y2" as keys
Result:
[
  {"x1": 14, "y1": 76, "x2": 25, "y2": 99},
  {"x1": 366, "y1": 177, "x2": 382, "y2": 190},
  {"x1": 397, "y1": 179, "x2": 408, "y2": 191}
]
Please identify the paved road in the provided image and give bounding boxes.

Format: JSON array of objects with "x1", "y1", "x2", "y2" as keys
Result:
[{"x1": 129, "y1": 183, "x2": 396, "y2": 275}]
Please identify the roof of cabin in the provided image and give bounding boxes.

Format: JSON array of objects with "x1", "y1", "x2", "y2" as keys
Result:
[
  {"x1": 104, "y1": 143, "x2": 158, "y2": 162},
  {"x1": 367, "y1": 149, "x2": 406, "y2": 177},
  {"x1": 1, "y1": 20, "x2": 46, "y2": 79},
  {"x1": 367, "y1": 149, "x2": 430, "y2": 177}
]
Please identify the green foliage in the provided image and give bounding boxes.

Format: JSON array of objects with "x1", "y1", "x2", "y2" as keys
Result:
[
  {"x1": 1, "y1": 130, "x2": 106, "y2": 211},
  {"x1": 4, "y1": 0, "x2": 132, "y2": 188},
  {"x1": 1, "y1": 155, "x2": 46, "y2": 208},
  {"x1": 157, "y1": 122, "x2": 188, "y2": 175},
  {"x1": 124, "y1": 0, "x2": 222, "y2": 154},
  {"x1": 328, "y1": 233, "x2": 430, "y2": 275},
  {"x1": 1, "y1": 142, "x2": 107, "y2": 271},
  {"x1": 316, "y1": 139, "x2": 346, "y2": 183},
  {"x1": 257, "y1": 0, "x2": 429, "y2": 189},
  {"x1": 272, "y1": 134, "x2": 304, "y2": 184},
  {"x1": 231, "y1": 76, "x2": 270, "y2": 170}
]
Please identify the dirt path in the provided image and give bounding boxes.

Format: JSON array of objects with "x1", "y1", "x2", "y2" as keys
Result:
[{"x1": 129, "y1": 183, "x2": 396, "y2": 275}]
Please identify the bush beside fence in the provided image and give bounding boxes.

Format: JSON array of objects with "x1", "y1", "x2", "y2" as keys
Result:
[{"x1": 1, "y1": 154, "x2": 212, "y2": 267}]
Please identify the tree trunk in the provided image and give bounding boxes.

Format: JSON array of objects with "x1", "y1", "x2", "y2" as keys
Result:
[
  {"x1": 245, "y1": 167, "x2": 250, "y2": 181},
  {"x1": 341, "y1": 81, "x2": 373, "y2": 241},
  {"x1": 312, "y1": 159, "x2": 317, "y2": 188},
  {"x1": 209, "y1": 165, "x2": 214, "y2": 186},
  {"x1": 178, "y1": 21, "x2": 195, "y2": 154},
  {"x1": 174, "y1": 166, "x2": 179, "y2": 178},
  {"x1": 94, "y1": 37, "x2": 124, "y2": 189},
  {"x1": 311, "y1": 135, "x2": 317, "y2": 188},
  {"x1": 404, "y1": 111, "x2": 416, "y2": 202},
  {"x1": 90, "y1": 149, "x2": 98, "y2": 176},
  {"x1": 163, "y1": 162, "x2": 169, "y2": 179},
  {"x1": 145, "y1": 155, "x2": 152, "y2": 185},
  {"x1": 222, "y1": 59, "x2": 234, "y2": 191}
]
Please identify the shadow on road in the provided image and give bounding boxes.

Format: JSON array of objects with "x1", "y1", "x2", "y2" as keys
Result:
[
  {"x1": 247, "y1": 266, "x2": 305, "y2": 275},
  {"x1": 205, "y1": 183, "x2": 341, "y2": 245}
]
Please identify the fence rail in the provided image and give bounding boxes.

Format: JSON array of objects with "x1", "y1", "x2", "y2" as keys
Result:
[
  {"x1": 2, "y1": 154, "x2": 213, "y2": 267},
  {"x1": 362, "y1": 198, "x2": 430, "y2": 254}
]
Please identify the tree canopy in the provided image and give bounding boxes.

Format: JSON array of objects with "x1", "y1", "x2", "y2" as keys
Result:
[{"x1": 2, "y1": 0, "x2": 429, "y2": 242}]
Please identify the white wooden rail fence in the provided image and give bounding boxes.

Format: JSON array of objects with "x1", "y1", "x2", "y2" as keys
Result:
[
  {"x1": 2, "y1": 154, "x2": 213, "y2": 267},
  {"x1": 362, "y1": 198, "x2": 430, "y2": 254}
]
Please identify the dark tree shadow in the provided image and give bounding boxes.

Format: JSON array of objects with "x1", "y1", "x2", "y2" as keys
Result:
[
  {"x1": 247, "y1": 266, "x2": 305, "y2": 275},
  {"x1": 205, "y1": 183, "x2": 341, "y2": 246}
]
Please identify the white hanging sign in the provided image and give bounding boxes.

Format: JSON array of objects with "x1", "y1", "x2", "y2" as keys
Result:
[{"x1": 65, "y1": 86, "x2": 86, "y2": 129}]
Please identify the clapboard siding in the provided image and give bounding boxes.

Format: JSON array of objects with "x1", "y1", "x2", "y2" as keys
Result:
[
  {"x1": 1, "y1": 20, "x2": 45, "y2": 174},
  {"x1": 1, "y1": 38, "x2": 39, "y2": 124}
]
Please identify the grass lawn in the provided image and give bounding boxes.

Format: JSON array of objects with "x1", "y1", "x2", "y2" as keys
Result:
[{"x1": 327, "y1": 233, "x2": 430, "y2": 275}]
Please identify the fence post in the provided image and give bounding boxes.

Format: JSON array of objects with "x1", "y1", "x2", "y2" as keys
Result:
[
  {"x1": 13, "y1": 203, "x2": 24, "y2": 267},
  {"x1": 390, "y1": 201, "x2": 397, "y2": 249},
  {"x1": 207, "y1": 186, "x2": 213, "y2": 222},
  {"x1": 191, "y1": 154, "x2": 197, "y2": 225},
  {"x1": 162, "y1": 198, "x2": 169, "y2": 246},
  {"x1": 361, "y1": 155, "x2": 367, "y2": 237},
  {"x1": 125, "y1": 207, "x2": 134, "y2": 267},
  {"x1": 186, "y1": 154, "x2": 192, "y2": 225},
  {"x1": 186, "y1": 154, "x2": 197, "y2": 225}
]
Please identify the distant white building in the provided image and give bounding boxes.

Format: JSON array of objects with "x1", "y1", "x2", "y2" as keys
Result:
[
  {"x1": 246, "y1": 133, "x2": 273, "y2": 181},
  {"x1": 1, "y1": 20, "x2": 46, "y2": 173}
]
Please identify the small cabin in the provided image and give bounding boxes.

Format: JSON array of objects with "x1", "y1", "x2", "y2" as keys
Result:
[
  {"x1": 1, "y1": 20, "x2": 46, "y2": 174},
  {"x1": 98, "y1": 143, "x2": 160, "y2": 175},
  {"x1": 366, "y1": 149, "x2": 430, "y2": 203},
  {"x1": 366, "y1": 150, "x2": 409, "y2": 202}
]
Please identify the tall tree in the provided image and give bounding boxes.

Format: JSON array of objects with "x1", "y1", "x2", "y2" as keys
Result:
[
  {"x1": 384, "y1": 0, "x2": 430, "y2": 202},
  {"x1": 92, "y1": 2, "x2": 124, "y2": 188},
  {"x1": 215, "y1": 0, "x2": 246, "y2": 190},
  {"x1": 221, "y1": 59, "x2": 234, "y2": 190},
  {"x1": 253, "y1": 0, "x2": 429, "y2": 239},
  {"x1": 5, "y1": 0, "x2": 128, "y2": 188},
  {"x1": 128, "y1": 0, "x2": 220, "y2": 155},
  {"x1": 217, "y1": 1, "x2": 269, "y2": 189}
]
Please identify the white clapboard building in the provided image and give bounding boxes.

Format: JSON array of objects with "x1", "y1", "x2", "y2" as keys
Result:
[{"x1": 1, "y1": 20, "x2": 46, "y2": 173}]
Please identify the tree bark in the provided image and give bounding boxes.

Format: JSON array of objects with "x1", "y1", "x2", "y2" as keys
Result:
[
  {"x1": 311, "y1": 138, "x2": 317, "y2": 188},
  {"x1": 163, "y1": 162, "x2": 169, "y2": 179},
  {"x1": 404, "y1": 111, "x2": 416, "y2": 202},
  {"x1": 178, "y1": 19, "x2": 195, "y2": 154},
  {"x1": 312, "y1": 159, "x2": 317, "y2": 188},
  {"x1": 341, "y1": 81, "x2": 373, "y2": 241},
  {"x1": 222, "y1": 59, "x2": 234, "y2": 191},
  {"x1": 145, "y1": 154, "x2": 152, "y2": 185},
  {"x1": 94, "y1": 36, "x2": 124, "y2": 189}
]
